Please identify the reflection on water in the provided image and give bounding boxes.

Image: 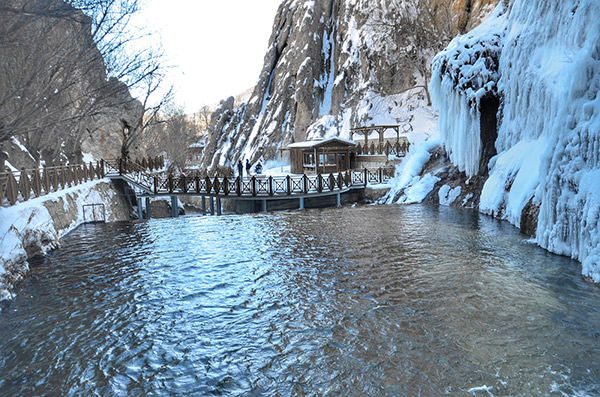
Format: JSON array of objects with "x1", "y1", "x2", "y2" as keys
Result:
[{"x1": 0, "y1": 205, "x2": 599, "y2": 395}]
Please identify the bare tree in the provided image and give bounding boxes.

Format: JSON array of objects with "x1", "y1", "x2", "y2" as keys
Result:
[
  {"x1": 0, "y1": 0, "x2": 169, "y2": 166},
  {"x1": 143, "y1": 105, "x2": 200, "y2": 172}
]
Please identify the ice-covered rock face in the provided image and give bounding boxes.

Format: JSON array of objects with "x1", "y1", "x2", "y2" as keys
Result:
[
  {"x1": 431, "y1": 0, "x2": 600, "y2": 281},
  {"x1": 201, "y1": 0, "x2": 497, "y2": 170}
]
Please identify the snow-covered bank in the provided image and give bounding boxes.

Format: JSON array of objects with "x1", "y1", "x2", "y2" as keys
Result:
[
  {"x1": 427, "y1": 0, "x2": 600, "y2": 281},
  {"x1": 0, "y1": 180, "x2": 131, "y2": 301}
]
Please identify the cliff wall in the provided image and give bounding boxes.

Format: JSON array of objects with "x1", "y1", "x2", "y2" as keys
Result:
[{"x1": 202, "y1": 0, "x2": 497, "y2": 171}]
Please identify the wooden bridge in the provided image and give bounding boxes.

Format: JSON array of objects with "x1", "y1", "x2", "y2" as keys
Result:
[
  {"x1": 1, "y1": 157, "x2": 395, "y2": 217},
  {"x1": 103, "y1": 158, "x2": 395, "y2": 217}
]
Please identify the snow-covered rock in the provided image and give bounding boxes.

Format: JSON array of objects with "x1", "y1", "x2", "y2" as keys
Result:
[{"x1": 430, "y1": 0, "x2": 600, "y2": 281}]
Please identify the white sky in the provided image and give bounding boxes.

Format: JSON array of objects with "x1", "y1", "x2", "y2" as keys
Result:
[{"x1": 137, "y1": 0, "x2": 283, "y2": 113}]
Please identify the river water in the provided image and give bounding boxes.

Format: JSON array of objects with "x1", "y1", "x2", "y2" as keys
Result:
[{"x1": 1, "y1": 205, "x2": 599, "y2": 395}]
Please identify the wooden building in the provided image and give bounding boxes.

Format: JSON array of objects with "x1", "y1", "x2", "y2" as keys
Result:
[{"x1": 283, "y1": 137, "x2": 356, "y2": 174}]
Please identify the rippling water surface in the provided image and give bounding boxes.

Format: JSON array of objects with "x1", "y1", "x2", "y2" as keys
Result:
[{"x1": 1, "y1": 205, "x2": 599, "y2": 395}]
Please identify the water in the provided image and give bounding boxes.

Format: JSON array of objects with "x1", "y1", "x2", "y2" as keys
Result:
[{"x1": 1, "y1": 205, "x2": 599, "y2": 395}]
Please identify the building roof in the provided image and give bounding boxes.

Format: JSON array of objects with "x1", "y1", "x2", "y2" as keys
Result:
[{"x1": 284, "y1": 136, "x2": 356, "y2": 149}]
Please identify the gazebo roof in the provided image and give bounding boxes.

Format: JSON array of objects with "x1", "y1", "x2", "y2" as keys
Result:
[{"x1": 284, "y1": 136, "x2": 356, "y2": 150}]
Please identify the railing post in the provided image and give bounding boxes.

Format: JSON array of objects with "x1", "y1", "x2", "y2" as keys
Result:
[
  {"x1": 329, "y1": 173, "x2": 335, "y2": 191},
  {"x1": 168, "y1": 175, "x2": 174, "y2": 193},
  {"x1": 378, "y1": 167, "x2": 383, "y2": 183},
  {"x1": 223, "y1": 176, "x2": 230, "y2": 196},
  {"x1": 268, "y1": 176, "x2": 274, "y2": 196},
  {"x1": 52, "y1": 168, "x2": 58, "y2": 191},
  {"x1": 363, "y1": 168, "x2": 368, "y2": 186},
  {"x1": 236, "y1": 176, "x2": 242, "y2": 195},
  {"x1": 42, "y1": 167, "x2": 50, "y2": 194},
  {"x1": 153, "y1": 176, "x2": 158, "y2": 194},
  {"x1": 19, "y1": 168, "x2": 31, "y2": 201},
  {"x1": 6, "y1": 171, "x2": 18, "y2": 205},
  {"x1": 181, "y1": 175, "x2": 187, "y2": 193},
  {"x1": 251, "y1": 176, "x2": 257, "y2": 196},
  {"x1": 286, "y1": 175, "x2": 292, "y2": 195},
  {"x1": 195, "y1": 176, "x2": 201, "y2": 193},
  {"x1": 317, "y1": 174, "x2": 323, "y2": 193},
  {"x1": 302, "y1": 174, "x2": 308, "y2": 194}
]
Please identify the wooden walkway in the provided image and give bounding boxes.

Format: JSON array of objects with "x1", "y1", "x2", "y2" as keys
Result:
[
  {"x1": 104, "y1": 158, "x2": 395, "y2": 217},
  {"x1": 103, "y1": 159, "x2": 394, "y2": 199}
]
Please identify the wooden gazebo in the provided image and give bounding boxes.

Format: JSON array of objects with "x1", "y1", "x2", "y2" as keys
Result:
[{"x1": 282, "y1": 137, "x2": 356, "y2": 174}]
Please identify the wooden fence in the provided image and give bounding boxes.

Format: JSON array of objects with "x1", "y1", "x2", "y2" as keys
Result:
[
  {"x1": 120, "y1": 167, "x2": 395, "y2": 197},
  {"x1": 0, "y1": 156, "x2": 164, "y2": 207},
  {"x1": 354, "y1": 140, "x2": 410, "y2": 156}
]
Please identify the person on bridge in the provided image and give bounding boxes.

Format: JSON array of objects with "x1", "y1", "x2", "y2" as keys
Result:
[
  {"x1": 255, "y1": 162, "x2": 263, "y2": 175},
  {"x1": 237, "y1": 159, "x2": 243, "y2": 178},
  {"x1": 245, "y1": 159, "x2": 251, "y2": 176}
]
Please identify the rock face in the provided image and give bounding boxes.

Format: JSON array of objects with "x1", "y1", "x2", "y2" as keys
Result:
[{"x1": 202, "y1": 0, "x2": 497, "y2": 171}]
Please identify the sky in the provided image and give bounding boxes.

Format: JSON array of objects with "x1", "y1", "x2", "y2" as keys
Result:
[{"x1": 136, "y1": 0, "x2": 283, "y2": 113}]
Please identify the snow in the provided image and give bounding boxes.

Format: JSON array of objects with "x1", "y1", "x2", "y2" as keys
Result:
[
  {"x1": 396, "y1": 173, "x2": 440, "y2": 204},
  {"x1": 82, "y1": 152, "x2": 95, "y2": 163},
  {"x1": 438, "y1": 184, "x2": 462, "y2": 206},
  {"x1": 479, "y1": 138, "x2": 547, "y2": 225},
  {"x1": 429, "y1": 6, "x2": 506, "y2": 177},
  {"x1": 430, "y1": 0, "x2": 600, "y2": 281},
  {"x1": 385, "y1": 136, "x2": 442, "y2": 204}
]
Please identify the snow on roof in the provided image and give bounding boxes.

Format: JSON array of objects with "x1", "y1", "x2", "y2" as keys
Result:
[{"x1": 284, "y1": 136, "x2": 356, "y2": 149}]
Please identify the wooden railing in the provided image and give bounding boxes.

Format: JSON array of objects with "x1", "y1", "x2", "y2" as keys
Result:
[
  {"x1": 1, "y1": 156, "x2": 394, "y2": 207},
  {"x1": 116, "y1": 167, "x2": 396, "y2": 197},
  {"x1": 0, "y1": 156, "x2": 164, "y2": 207},
  {"x1": 0, "y1": 162, "x2": 105, "y2": 207},
  {"x1": 355, "y1": 140, "x2": 410, "y2": 156}
]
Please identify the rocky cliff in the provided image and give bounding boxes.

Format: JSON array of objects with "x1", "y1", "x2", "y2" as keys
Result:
[{"x1": 202, "y1": 0, "x2": 497, "y2": 171}]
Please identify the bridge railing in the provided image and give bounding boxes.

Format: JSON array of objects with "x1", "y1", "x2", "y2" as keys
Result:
[
  {"x1": 137, "y1": 167, "x2": 395, "y2": 197},
  {"x1": 355, "y1": 141, "x2": 410, "y2": 156},
  {"x1": 0, "y1": 156, "x2": 165, "y2": 207},
  {"x1": 0, "y1": 162, "x2": 106, "y2": 207}
]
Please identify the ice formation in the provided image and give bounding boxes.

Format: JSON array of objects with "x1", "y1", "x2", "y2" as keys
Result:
[{"x1": 430, "y1": 0, "x2": 600, "y2": 281}]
